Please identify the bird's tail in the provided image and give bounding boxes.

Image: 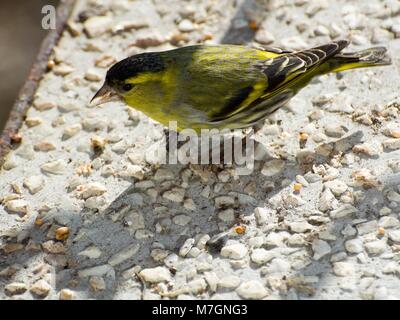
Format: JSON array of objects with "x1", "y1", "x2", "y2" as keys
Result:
[{"x1": 323, "y1": 46, "x2": 391, "y2": 73}]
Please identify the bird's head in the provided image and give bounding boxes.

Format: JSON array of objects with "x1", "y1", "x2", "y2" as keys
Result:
[{"x1": 90, "y1": 52, "x2": 166, "y2": 107}]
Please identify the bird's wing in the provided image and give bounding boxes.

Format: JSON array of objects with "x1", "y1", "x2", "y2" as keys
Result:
[
  {"x1": 208, "y1": 40, "x2": 349, "y2": 124},
  {"x1": 259, "y1": 40, "x2": 349, "y2": 93}
]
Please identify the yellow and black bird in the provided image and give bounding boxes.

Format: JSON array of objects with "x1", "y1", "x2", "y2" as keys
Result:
[{"x1": 91, "y1": 40, "x2": 390, "y2": 132}]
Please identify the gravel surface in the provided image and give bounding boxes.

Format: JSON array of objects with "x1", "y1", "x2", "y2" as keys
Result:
[{"x1": 1, "y1": 0, "x2": 400, "y2": 300}]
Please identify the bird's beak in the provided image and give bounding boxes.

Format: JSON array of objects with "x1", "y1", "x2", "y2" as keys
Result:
[{"x1": 90, "y1": 83, "x2": 121, "y2": 107}]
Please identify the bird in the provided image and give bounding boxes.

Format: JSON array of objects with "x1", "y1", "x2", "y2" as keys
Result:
[{"x1": 90, "y1": 40, "x2": 390, "y2": 133}]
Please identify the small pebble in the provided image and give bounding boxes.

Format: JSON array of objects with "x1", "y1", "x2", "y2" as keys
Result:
[
  {"x1": 345, "y1": 239, "x2": 363, "y2": 254},
  {"x1": 364, "y1": 240, "x2": 386, "y2": 255},
  {"x1": 95, "y1": 54, "x2": 117, "y2": 68},
  {"x1": 30, "y1": 279, "x2": 52, "y2": 297},
  {"x1": 214, "y1": 196, "x2": 235, "y2": 208},
  {"x1": 179, "y1": 238, "x2": 195, "y2": 257},
  {"x1": 78, "y1": 246, "x2": 103, "y2": 259},
  {"x1": 139, "y1": 267, "x2": 171, "y2": 283},
  {"x1": 178, "y1": 19, "x2": 196, "y2": 32},
  {"x1": 312, "y1": 239, "x2": 331, "y2": 260},
  {"x1": 89, "y1": 276, "x2": 106, "y2": 291},
  {"x1": 289, "y1": 221, "x2": 313, "y2": 233},
  {"x1": 163, "y1": 188, "x2": 185, "y2": 203},
  {"x1": 266, "y1": 258, "x2": 291, "y2": 274},
  {"x1": 119, "y1": 164, "x2": 145, "y2": 180},
  {"x1": 325, "y1": 179, "x2": 348, "y2": 196},
  {"x1": 23, "y1": 176, "x2": 44, "y2": 194},
  {"x1": 379, "y1": 216, "x2": 400, "y2": 228},
  {"x1": 314, "y1": 25, "x2": 330, "y2": 36},
  {"x1": 318, "y1": 189, "x2": 337, "y2": 212},
  {"x1": 25, "y1": 117, "x2": 42, "y2": 127},
  {"x1": 218, "y1": 275, "x2": 241, "y2": 289},
  {"x1": 42, "y1": 240, "x2": 65, "y2": 254},
  {"x1": 5, "y1": 282, "x2": 27, "y2": 295},
  {"x1": 332, "y1": 262, "x2": 354, "y2": 277},
  {"x1": 59, "y1": 288, "x2": 75, "y2": 300},
  {"x1": 130, "y1": 30, "x2": 166, "y2": 48},
  {"x1": 261, "y1": 159, "x2": 285, "y2": 177},
  {"x1": 251, "y1": 248, "x2": 275, "y2": 264},
  {"x1": 254, "y1": 207, "x2": 269, "y2": 225},
  {"x1": 53, "y1": 64, "x2": 74, "y2": 76},
  {"x1": 85, "y1": 69, "x2": 103, "y2": 82},
  {"x1": 356, "y1": 220, "x2": 378, "y2": 235},
  {"x1": 388, "y1": 230, "x2": 400, "y2": 243},
  {"x1": 382, "y1": 262, "x2": 399, "y2": 275},
  {"x1": 255, "y1": 29, "x2": 275, "y2": 44},
  {"x1": 221, "y1": 243, "x2": 248, "y2": 260},
  {"x1": 236, "y1": 280, "x2": 268, "y2": 299},
  {"x1": 218, "y1": 208, "x2": 235, "y2": 222},
  {"x1": 63, "y1": 124, "x2": 81, "y2": 139},
  {"x1": 341, "y1": 224, "x2": 357, "y2": 237},
  {"x1": 108, "y1": 244, "x2": 140, "y2": 266},
  {"x1": 382, "y1": 139, "x2": 400, "y2": 150},
  {"x1": 78, "y1": 265, "x2": 115, "y2": 278},
  {"x1": 324, "y1": 124, "x2": 347, "y2": 138},
  {"x1": 76, "y1": 182, "x2": 107, "y2": 199},
  {"x1": 41, "y1": 160, "x2": 66, "y2": 175},
  {"x1": 33, "y1": 100, "x2": 56, "y2": 111},
  {"x1": 84, "y1": 16, "x2": 112, "y2": 38},
  {"x1": 5, "y1": 199, "x2": 28, "y2": 214},
  {"x1": 172, "y1": 214, "x2": 191, "y2": 226},
  {"x1": 35, "y1": 141, "x2": 56, "y2": 152}
]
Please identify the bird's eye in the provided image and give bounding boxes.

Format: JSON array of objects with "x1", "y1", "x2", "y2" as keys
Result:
[{"x1": 122, "y1": 83, "x2": 133, "y2": 91}]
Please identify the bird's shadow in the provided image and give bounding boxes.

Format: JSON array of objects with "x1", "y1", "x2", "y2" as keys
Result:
[
  {"x1": 220, "y1": 0, "x2": 272, "y2": 45},
  {"x1": 4, "y1": 129, "x2": 390, "y2": 300}
]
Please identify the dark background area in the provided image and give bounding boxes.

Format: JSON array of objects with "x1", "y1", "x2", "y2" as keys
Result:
[{"x1": 0, "y1": 0, "x2": 59, "y2": 131}]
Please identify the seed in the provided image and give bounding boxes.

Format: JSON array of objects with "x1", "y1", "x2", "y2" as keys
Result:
[
  {"x1": 248, "y1": 20, "x2": 259, "y2": 30},
  {"x1": 235, "y1": 225, "x2": 247, "y2": 234},
  {"x1": 47, "y1": 60, "x2": 56, "y2": 69},
  {"x1": 299, "y1": 132, "x2": 309, "y2": 141},
  {"x1": 378, "y1": 227, "x2": 385, "y2": 236},
  {"x1": 55, "y1": 227, "x2": 70, "y2": 241},
  {"x1": 299, "y1": 132, "x2": 308, "y2": 149},
  {"x1": 293, "y1": 183, "x2": 303, "y2": 192},
  {"x1": 35, "y1": 218, "x2": 44, "y2": 226}
]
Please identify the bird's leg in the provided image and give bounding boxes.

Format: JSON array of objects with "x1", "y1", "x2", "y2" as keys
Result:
[
  {"x1": 164, "y1": 129, "x2": 189, "y2": 153},
  {"x1": 240, "y1": 125, "x2": 261, "y2": 151},
  {"x1": 204, "y1": 127, "x2": 261, "y2": 167}
]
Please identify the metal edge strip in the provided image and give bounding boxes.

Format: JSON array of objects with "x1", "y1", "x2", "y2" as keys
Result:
[{"x1": 0, "y1": 0, "x2": 76, "y2": 166}]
